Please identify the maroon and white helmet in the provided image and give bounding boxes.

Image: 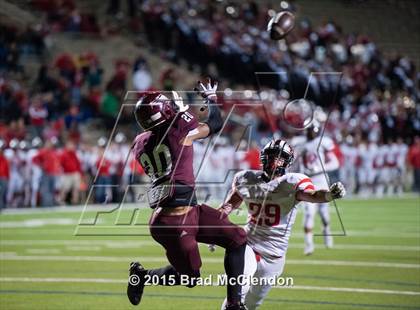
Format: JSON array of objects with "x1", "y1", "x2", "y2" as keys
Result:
[
  {"x1": 134, "y1": 92, "x2": 178, "y2": 130},
  {"x1": 260, "y1": 139, "x2": 295, "y2": 178}
]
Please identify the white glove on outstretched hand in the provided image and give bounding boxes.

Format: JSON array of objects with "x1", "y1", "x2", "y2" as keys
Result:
[
  {"x1": 329, "y1": 182, "x2": 346, "y2": 199},
  {"x1": 195, "y1": 78, "x2": 218, "y2": 101}
]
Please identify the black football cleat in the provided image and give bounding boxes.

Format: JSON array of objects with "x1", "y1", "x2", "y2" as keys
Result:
[
  {"x1": 224, "y1": 303, "x2": 248, "y2": 310},
  {"x1": 127, "y1": 261, "x2": 147, "y2": 305}
]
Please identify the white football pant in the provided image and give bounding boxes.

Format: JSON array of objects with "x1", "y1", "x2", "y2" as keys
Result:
[{"x1": 221, "y1": 245, "x2": 286, "y2": 310}]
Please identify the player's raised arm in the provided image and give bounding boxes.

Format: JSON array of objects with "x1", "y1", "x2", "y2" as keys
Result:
[
  {"x1": 296, "y1": 181, "x2": 346, "y2": 203},
  {"x1": 183, "y1": 78, "x2": 223, "y2": 144}
]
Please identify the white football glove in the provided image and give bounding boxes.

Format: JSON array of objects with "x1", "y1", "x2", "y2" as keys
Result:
[
  {"x1": 329, "y1": 182, "x2": 346, "y2": 199},
  {"x1": 195, "y1": 78, "x2": 218, "y2": 101},
  {"x1": 171, "y1": 91, "x2": 189, "y2": 112}
]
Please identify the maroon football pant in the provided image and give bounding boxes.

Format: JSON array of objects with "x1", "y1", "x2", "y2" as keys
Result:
[{"x1": 149, "y1": 204, "x2": 246, "y2": 277}]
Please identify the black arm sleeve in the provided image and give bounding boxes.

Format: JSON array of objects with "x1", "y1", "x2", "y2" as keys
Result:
[{"x1": 203, "y1": 99, "x2": 223, "y2": 135}]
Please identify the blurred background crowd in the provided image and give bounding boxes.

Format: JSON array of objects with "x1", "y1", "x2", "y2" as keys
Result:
[{"x1": 0, "y1": 0, "x2": 419, "y2": 207}]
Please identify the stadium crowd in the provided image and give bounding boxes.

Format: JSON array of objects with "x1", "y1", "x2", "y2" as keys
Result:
[
  {"x1": 0, "y1": 0, "x2": 419, "y2": 208},
  {"x1": 140, "y1": 0, "x2": 418, "y2": 139},
  {"x1": 0, "y1": 131, "x2": 419, "y2": 208}
]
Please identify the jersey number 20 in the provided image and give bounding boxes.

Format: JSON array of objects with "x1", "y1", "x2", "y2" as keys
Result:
[
  {"x1": 139, "y1": 144, "x2": 172, "y2": 180},
  {"x1": 249, "y1": 203, "x2": 281, "y2": 226}
]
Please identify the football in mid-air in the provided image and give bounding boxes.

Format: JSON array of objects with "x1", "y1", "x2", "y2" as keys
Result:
[{"x1": 267, "y1": 11, "x2": 295, "y2": 40}]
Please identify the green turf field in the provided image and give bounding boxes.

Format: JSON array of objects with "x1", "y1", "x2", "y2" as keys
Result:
[{"x1": 0, "y1": 197, "x2": 419, "y2": 309}]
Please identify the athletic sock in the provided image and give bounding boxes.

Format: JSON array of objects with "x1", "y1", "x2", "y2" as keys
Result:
[
  {"x1": 304, "y1": 232, "x2": 313, "y2": 245},
  {"x1": 224, "y1": 242, "x2": 246, "y2": 305}
]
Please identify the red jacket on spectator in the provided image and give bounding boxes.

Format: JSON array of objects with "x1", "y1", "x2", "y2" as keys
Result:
[
  {"x1": 96, "y1": 158, "x2": 111, "y2": 177},
  {"x1": 129, "y1": 158, "x2": 144, "y2": 175},
  {"x1": 408, "y1": 143, "x2": 420, "y2": 169},
  {"x1": 54, "y1": 53, "x2": 76, "y2": 73},
  {"x1": 60, "y1": 148, "x2": 81, "y2": 174},
  {"x1": 333, "y1": 142, "x2": 344, "y2": 166},
  {"x1": 0, "y1": 153, "x2": 9, "y2": 179},
  {"x1": 244, "y1": 147, "x2": 261, "y2": 170},
  {"x1": 33, "y1": 148, "x2": 61, "y2": 176}
]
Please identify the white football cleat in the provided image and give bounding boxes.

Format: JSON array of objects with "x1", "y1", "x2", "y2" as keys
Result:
[
  {"x1": 304, "y1": 243, "x2": 314, "y2": 256},
  {"x1": 323, "y1": 226, "x2": 333, "y2": 249},
  {"x1": 324, "y1": 235, "x2": 334, "y2": 249}
]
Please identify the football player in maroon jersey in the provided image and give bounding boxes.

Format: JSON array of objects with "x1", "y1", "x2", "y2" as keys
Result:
[{"x1": 127, "y1": 79, "x2": 248, "y2": 310}]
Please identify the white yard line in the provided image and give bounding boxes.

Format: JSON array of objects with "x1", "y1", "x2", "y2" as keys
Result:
[
  {"x1": 0, "y1": 218, "x2": 106, "y2": 228},
  {"x1": 0, "y1": 277, "x2": 419, "y2": 296},
  {"x1": 286, "y1": 259, "x2": 420, "y2": 269},
  {"x1": 275, "y1": 285, "x2": 420, "y2": 296},
  {"x1": 0, "y1": 277, "x2": 125, "y2": 284},
  {"x1": 287, "y1": 244, "x2": 420, "y2": 252},
  {"x1": 1, "y1": 254, "x2": 419, "y2": 269},
  {"x1": 0, "y1": 219, "x2": 78, "y2": 228},
  {"x1": 0, "y1": 204, "x2": 143, "y2": 215},
  {"x1": 25, "y1": 249, "x2": 62, "y2": 254},
  {"x1": 1, "y1": 240, "x2": 419, "y2": 252},
  {"x1": 0, "y1": 253, "x2": 164, "y2": 263},
  {"x1": 0, "y1": 195, "x2": 416, "y2": 216},
  {"x1": 65, "y1": 246, "x2": 102, "y2": 251},
  {"x1": 3, "y1": 225, "x2": 419, "y2": 239},
  {"x1": 344, "y1": 231, "x2": 420, "y2": 239},
  {"x1": 0, "y1": 240, "x2": 156, "y2": 246},
  {"x1": 3, "y1": 230, "x2": 419, "y2": 239}
]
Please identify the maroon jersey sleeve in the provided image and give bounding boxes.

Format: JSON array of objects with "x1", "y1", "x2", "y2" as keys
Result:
[{"x1": 132, "y1": 132, "x2": 151, "y2": 162}]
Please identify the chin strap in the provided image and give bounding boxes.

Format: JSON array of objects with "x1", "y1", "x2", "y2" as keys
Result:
[
  {"x1": 276, "y1": 167, "x2": 286, "y2": 176},
  {"x1": 261, "y1": 171, "x2": 271, "y2": 182},
  {"x1": 262, "y1": 166, "x2": 286, "y2": 182}
]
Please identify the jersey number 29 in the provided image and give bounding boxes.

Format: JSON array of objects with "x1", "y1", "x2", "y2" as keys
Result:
[{"x1": 249, "y1": 203, "x2": 281, "y2": 226}]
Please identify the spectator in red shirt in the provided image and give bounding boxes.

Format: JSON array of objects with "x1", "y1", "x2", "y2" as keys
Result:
[
  {"x1": 54, "y1": 53, "x2": 76, "y2": 82},
  {"x1": 29, "y1": 95, "x2": 48, "y2": 137},
  {"x1": 95, "y1": 147, "x2": 112, "y2": 203},
  {"x1": 407, "y1": 136, "x2": 420, "y2": 193},
  {"x1": 0, "y1": 141, "x2": 10, "y2": 209},
  {"x1": 59, "y1": 140, "x2": 82, "y2": 204},
  {"x1": 33, "y1": 139, "x2": 61, "y2": 206}
]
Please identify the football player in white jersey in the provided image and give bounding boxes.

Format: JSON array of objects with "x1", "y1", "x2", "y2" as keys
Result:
[
  {"x1": 27, "y1": 137, "x2": 43, "y2": 207},
  {"x1": 5, "y1": 139, "x2": 24, "y2": 207},
  {"x1": 373, "y1": 140, "x2": 390, "y2": 197},
  {"x1": 17, "y1": 140, "x2": 31, "y2": 207},
  {"x1": 357, "y1": 138, "x2": 378, "y2": 196},
  {"x1": 300, "y1": 124, "x2": 340, "y2": 255},
  {"x1": 340, "y1": 136, "x2": 358, "y2": 195},
  {"x1": 218, "y1": 139, "x2": 346, "y2": 310},
  {"x1": 388, "y1": 138, "x2": 408, "y2": 195}
]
